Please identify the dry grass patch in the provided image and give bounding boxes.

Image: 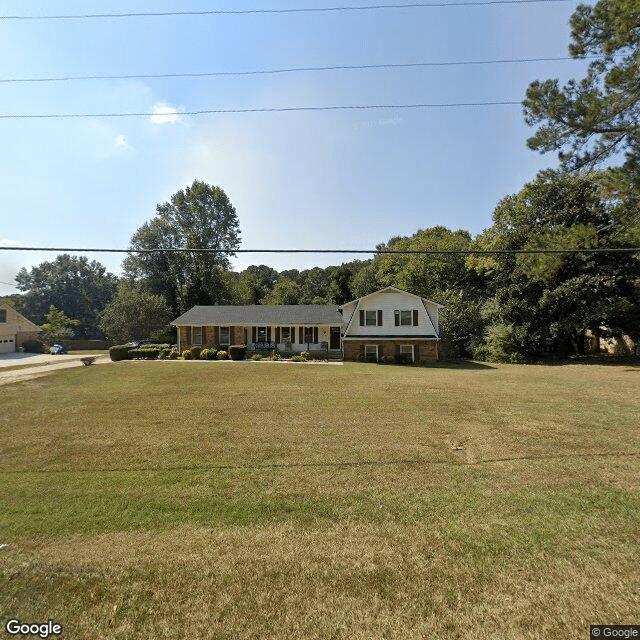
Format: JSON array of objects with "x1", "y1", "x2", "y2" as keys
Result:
[{"x1": 1, "y1": 361, "x2": 639, "y2": 638}]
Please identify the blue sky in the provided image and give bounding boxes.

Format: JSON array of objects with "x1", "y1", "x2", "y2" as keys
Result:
[{"x1": 0, "y1": 0, "x2": 587, "y2": 293}]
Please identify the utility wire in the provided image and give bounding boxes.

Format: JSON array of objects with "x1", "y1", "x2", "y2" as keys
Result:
[
  {"x1": 0, "y1": 1, "x2": 573, "y2": 21},
  {"x1": 0, "y1": 247, "x2": 638, "y2": 255},
  {"x1": 0, "y1": 101, "x2": 523, "y2": 119},
  {"x1": 0, "y1": 56, "x2": 596, "y2": 84}
]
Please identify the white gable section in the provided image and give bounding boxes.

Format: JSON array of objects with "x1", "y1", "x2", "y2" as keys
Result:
[{"x1": 341, "y1": 287, "x2": 441, "y2": 337}]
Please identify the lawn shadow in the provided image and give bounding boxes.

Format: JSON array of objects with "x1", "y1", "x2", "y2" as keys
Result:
[
  {"x1": 425, "y1": 359, "x2": 496, "y2": 371},
  {"x1": 530, "y1": 356, "x2": 640, "y2": 368}
]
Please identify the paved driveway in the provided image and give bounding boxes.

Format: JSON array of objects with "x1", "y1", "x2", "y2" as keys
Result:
[{"x1": 0, "y1": 353, "x2": 111, "y2": 385}]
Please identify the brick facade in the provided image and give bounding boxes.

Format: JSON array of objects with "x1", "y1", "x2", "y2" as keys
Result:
[
  {"x1": 179, "y1": 325, "x2": 246, "y2": 351},
  {"x1": 343, "y1": 339, "x2": 440, "y2": 364}
]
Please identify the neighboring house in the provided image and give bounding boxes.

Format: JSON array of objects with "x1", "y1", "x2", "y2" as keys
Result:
[
  {"x1": 0, "y1": 303, "x2": 41, "y2": 353},
  {"x1": 340, "y1": 286, "x2": 443, "y2": 363},
  {"x1": 171, "y1": 287, "x2": 443, "y2": 363}
]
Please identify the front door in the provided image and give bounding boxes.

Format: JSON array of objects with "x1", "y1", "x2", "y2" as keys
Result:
[{"x1": 330, "y1": 326, "x2": 341, "y2": 350}]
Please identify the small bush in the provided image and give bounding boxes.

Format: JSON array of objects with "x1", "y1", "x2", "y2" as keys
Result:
[
  {"x1": 268, "y1": 350, "x2": 281, "y2": 361},
  {"x1": 190, "y1": 346, "x2": 202, "y2": 359},
  {"x1": 199, "y1": 348, "x2": 210, "y2": 360},
  {"x1": 228, "y1": 345, "x2": 247, "y2": 360},
  {"x1": 182, "y1": 349, "x2": 192, "y2": 360},
  {"x1": 109, "y1": 344, "x2": 135, "y2": 362},
  {"x1": 252, "y1": 354, "x2": 263, "y2": 361},
  {"x1": 159, "y1": 347, "x2": 172, "y2": 359},
  {"x1": 167, "y1": 349, "x2": 179, "y2": 360},
  {"x1": 21, "y1": 340, "x2": 44, "y2": 353},
  {"x1": 379, "y1": 355, "x2": 395, "y2": 364},
  {"x1": 300, "y1": 351, "x2": 311, "y2": 362},
  {"x1": 216, "y1": 350, "x2": 228, "y2": 360},
  {"x1": 206, "y1": 348, "x2": 218, "y2": 360},
  {"x1": 290, "y1": 355, "x2": 303, "y2": 362},
  {"x1": 396, "y1": 353, "x2": 413, "y2": 365}
]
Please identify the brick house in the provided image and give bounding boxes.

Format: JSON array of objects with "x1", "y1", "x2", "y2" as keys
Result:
[
  {"x1": 0, "y1": 303, "x2": 41, "y2": 353},
  {"x1": 171, "y1": 287, "x2": 443, "y2": 363},
  {"x1": 340, "y1": 287, "x2": 443, "y2": 363}
]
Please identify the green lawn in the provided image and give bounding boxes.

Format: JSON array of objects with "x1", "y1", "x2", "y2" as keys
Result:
[{"x1": 1, "y1": 361, "x2": 638, "y2": 639}]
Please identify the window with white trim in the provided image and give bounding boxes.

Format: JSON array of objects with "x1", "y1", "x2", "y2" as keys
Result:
[
  {"x1": 400, "y1": 345, "x2": 414, "y2": 362},
  {"x1": 280, "y1": 326, "x2": 291, "y2": 342},
  {"x1": 257, "y1": 326, "x2": 268, "y2": 343},
  {"x1": 364, "y1": 310, "x2": 377, "y2": 326},
  {"x1": 219, "y1": 326, "x2": 230, "y2": 345},
  {"x1": 192, "y1": 327, "x2": 203, "y2": 345},
  {"x1": 364, "y1": 344, "x2": 378, "y2": 361}
]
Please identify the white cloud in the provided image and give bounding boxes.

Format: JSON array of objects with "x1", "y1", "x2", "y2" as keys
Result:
[
  {"x1": 151, "y1": 103, "x2": 182, "y2": 125},
  {"x1": 0, "y1": 239, "x2": 23, "y2": 248},
  {"x1": 115, "y1": 134, "x2": 129, "y2": 147}
]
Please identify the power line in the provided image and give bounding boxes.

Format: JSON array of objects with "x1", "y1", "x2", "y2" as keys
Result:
[
  {"x1": 0, "y1": 101, "x2": 524, "y2": 120},
  {"x1": 0, "y1": 55, "x2": 596, "y2": 84},
  {"x1": 0, "y1": 246, "x2": 638, "y2": 255},
  {"x1": 0, "y1": 1, "x2": 573, "y2": 21}
]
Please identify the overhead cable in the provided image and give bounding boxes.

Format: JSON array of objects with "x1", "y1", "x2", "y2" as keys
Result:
[
  {"x1": 0, "y1": 1, "x2": 573, "y2": 21},
  {"x1": 0, "y1": 56, "x2": 597, "y2": 84},
  {"x1": 0, "y1": 101, "x2": 523, "y2": 119}
]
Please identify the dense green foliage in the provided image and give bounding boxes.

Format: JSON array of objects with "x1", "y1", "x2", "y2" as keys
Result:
[
  {"x1": 98, "y1": 283, "x2": 173, "y2": 344},
  {"x1": 470, "y1": 174, "x2": 640, "y2": 359},
  {"x1": 523, "y1": 0, "x2": 640, "y2": 196},
  {"x1": 15, "y1": 255, "x2": 118, "y2": 339},
  {"x1": 123, "y1": 180, "x2": 241, "y2": 314},
  {"x1": 41, "y1": 305, "x2": 80, "y2": 345}
]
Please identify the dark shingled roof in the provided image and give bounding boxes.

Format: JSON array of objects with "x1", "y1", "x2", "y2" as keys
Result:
[{"x1": 171, "y1": 305, "x2": 344, "y2": 326}]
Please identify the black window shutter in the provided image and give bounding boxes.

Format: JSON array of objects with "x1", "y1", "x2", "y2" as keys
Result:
[
  {"x1": 394, "y1": 310, "x2": 400, "y2": 326},
  {"x1": 291, "y1": 327, "x2": 295, "y2": 342},
  {"x1": 299, "y1": 327, "x2": 304, "y2": 344},
  {"x1": 275, "y1": 327, "x2": 280, "y2": 343},
  {"x1": 413, "y1": 310, "x2": 419, "y2": 326},
  {"x1": 252, "y1": 326, "x2": 256, "y2": 343},
  {"x1": 267, "y1": 326, "x2": 272, "y2": 342},
  {"x1": 377, "y1": 310, "x2": 383, "y2": 326},
  {"x1": 314, "y1": 327, "x2": 318, "y2": 343},
  {"x1": 359, "y1": 310, "x2": 365, "y2": 326}
]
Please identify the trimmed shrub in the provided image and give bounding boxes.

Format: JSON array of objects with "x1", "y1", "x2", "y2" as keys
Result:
[
  {"x1": 290, "y1": 355, "x2": 303, "y2": 362},
  {"x1": 268, "y1": 350, "x2": 281, "y2": 361},
  {"x1": 21, "y1": 340, "x2": 44, "y2": 353},
  {"x1": 129, "y1": 347, "x2": 161, "y2": 360},
  {"x1": 182, "y1": 349, "x2": 192, "y2": 360},
  {"x1": 190, "y1": 345, "x2": 202, "y2": 359},
  {"x1": 251, "y1": 354, "x2": 263, "y2": 361},
  {"x1": 159, "y1": 347, "x2": 172, "y2": 359},
  {"x1": 216, "y1": 350, "x2": 228, "y2": 360},
  {"x1": 396, "y1": 353, "x2": 413, "y2": 365},
  {"x1": 379, "y1": 355, "x2": 395, "y2": 364},
  {"x1": 206, "y1": 348, "x2": 218, "y2": 360},
  {"x1": 228, "y1": 345, "x2": 246, "y2": 361},
  {"x1": 167, "y1": 349, "x2": 179, "y2": 360},
  {"x1": 300, "y1": 351, "x2": 311, "y2": 362},
  {"x1": 109, "y1": 344, "x2": 135, "y2": 362},
  {"x1": 199, "y1": 348, "x2": 210, "y2": 360}
]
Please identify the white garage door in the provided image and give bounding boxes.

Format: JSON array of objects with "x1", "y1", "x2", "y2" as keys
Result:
[{"x1": 0, "y1": 336, "x2": 15, "y2": 353}]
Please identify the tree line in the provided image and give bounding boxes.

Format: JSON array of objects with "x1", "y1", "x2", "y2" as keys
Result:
[{"x1": 2, "y1": 0, "x2": 638, "y2": 360}]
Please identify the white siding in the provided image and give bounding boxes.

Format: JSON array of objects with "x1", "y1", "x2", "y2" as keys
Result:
[{"x1": 343, "y1": 289, "x2": 438, "y2": 337}]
